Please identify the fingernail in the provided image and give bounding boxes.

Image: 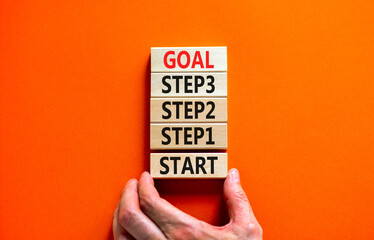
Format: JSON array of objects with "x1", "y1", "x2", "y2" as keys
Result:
[
  {"x1": 229, "y1": 169, "x2": 240, "y2": 183},
  {"x1": 141, "y1": 171, "x2": 150, "y2": 178},
  {"x1": 126, "y1": 178, "x2": 137, "y2": 187},
  {"x1": 129, "y1": 178, "x2": 137, "y2": 184}
]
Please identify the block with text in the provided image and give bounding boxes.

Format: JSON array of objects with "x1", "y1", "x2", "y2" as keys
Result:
[{"x1": 150, "y1": 47, "x2": 228, "y2": 178}]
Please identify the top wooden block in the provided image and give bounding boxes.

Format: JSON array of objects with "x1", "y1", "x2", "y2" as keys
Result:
[{"x1": 151, "y1": 47, "x2": 227, "y2": 72}]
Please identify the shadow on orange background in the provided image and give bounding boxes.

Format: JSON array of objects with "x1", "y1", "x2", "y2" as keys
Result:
[{"x1": 0, "y1": 1, "x2": 373, "y2": 239}]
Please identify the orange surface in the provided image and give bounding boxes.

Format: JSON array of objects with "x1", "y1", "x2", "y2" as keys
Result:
[{"x1": 1, "y1": 1, "x2": 373, "y2": 239}]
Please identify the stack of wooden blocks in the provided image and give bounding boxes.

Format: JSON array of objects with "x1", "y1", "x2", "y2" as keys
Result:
[{"x1": 150, "y1": 47, "x2": 228, "y2": 178}]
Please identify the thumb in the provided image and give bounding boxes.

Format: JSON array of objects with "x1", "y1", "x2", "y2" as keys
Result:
[{"x1": 223, "y1": 168, "x2": 252, "y2": 225}]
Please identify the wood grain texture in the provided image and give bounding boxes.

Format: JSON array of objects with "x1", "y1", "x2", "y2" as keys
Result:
[
  {"x1": 151, "y1": 153, "x2": 227, "y2": 178},
  {"x1": 150, "y1": 98, "x2": 227, "y2": 123},
  {"x1": 151, "y1": 72, "x2": 227, "y2": 97},
  {"x1": 151, "y1": 47, "x2": 227, "y2": 72},
  {"x1": 150, "y1": 123, "x2": 227, "y2": 150}
]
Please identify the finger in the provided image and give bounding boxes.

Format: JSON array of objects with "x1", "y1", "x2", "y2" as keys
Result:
[
  {"x1": 223, "y1": 168, "x2": 255, "y2": 226},
  {"x1": 138, "y1": 172, "x2": 212, "y2": 238},
  {"x1": 118, "y1": 179, "x2": 166, "y2": 240},
  {"x1": 113, "y1": 202, "x2": 135, "y2": 240}
]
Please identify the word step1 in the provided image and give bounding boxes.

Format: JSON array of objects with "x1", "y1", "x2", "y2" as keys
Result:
[{"x1": 150, "y1": 123, "x2": 227, "y2": 150}]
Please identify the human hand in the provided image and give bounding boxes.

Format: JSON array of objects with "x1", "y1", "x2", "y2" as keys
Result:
[{"x1": 113, "y1": 169, "x2": 262, "y2": 240}]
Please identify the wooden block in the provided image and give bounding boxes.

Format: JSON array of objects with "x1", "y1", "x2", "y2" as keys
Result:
[
  {"x1": 151, "y1": 47, "x2": 227, "y2": 72},
  {"x1": 151, "y1": 73, "x2": 227, "y2": 97},
  {"x1": 151, "y1": 98, "x2": 227, "y2": 123},
  {"x1": 150, "y1": 123, "x2": 227, "y2": 150},
  {"x1": 151, "y1": 153, "x2": 227, "y2": 178}
]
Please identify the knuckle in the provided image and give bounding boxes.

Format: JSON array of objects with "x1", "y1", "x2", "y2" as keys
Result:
[
  {"x1": 169, "y1": 226, "x2": 197, "y2": 239},
  {"x1": 231, "y1": 221, "x2": 263, "y2": 239},
  {"x1": 242, "y1": 222, "x2": 263, "y2": 238},
  {"x1": 139, "y1": 195, "x2": 156, "y2": 212},
  {"x1": 118, "y1": 208, "x2": 138, "y2": 228},
  {"x1": 162, "y1": 220, "x2": 201, "y2": 239},
  {"x1": 234, "y1": 190, "x2": 249, "y2": 203},
  {"x1": 248, "y1": 222, "x2": 263, "y2": 237},
  {"x1": 193, "y1": 221, "x2": 212, "y2": 238}
]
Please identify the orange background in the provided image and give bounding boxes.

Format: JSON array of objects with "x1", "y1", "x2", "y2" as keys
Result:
[{"x1": 1, "y1": 1, "x2": 373, "y2": 239}]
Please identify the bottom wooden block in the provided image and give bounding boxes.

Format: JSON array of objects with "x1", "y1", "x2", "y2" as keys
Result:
[{"x1": 151, "y1": 153, "x2": 227, "y2": 178}]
